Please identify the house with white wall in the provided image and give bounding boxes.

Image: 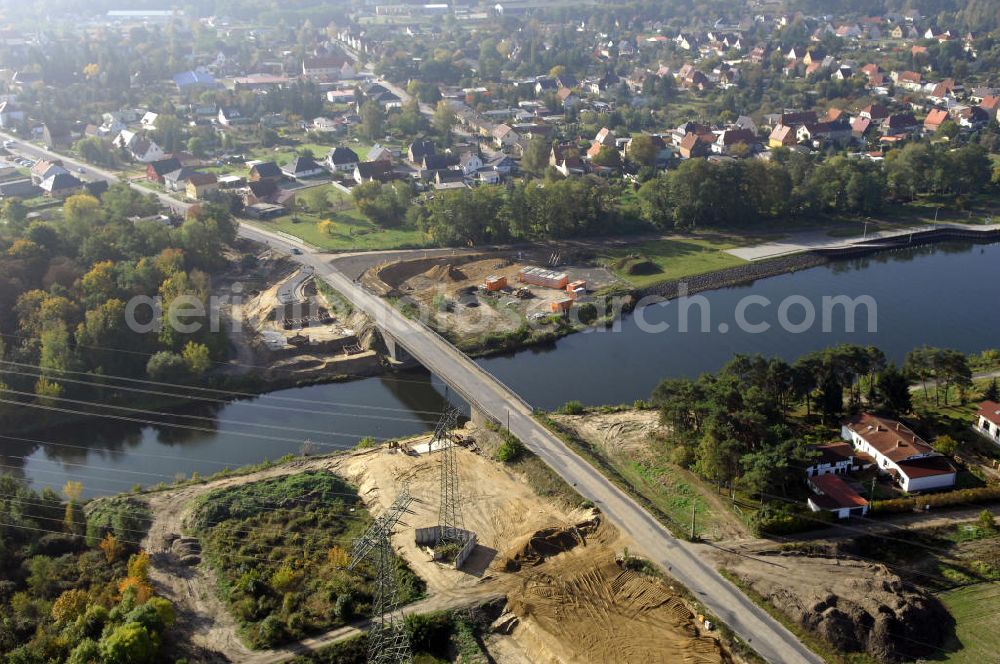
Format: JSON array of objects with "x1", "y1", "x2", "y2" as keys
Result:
[
  {"x1": 804, "y1": 442, "x2": 857, "y2": 477},
  {"x1": 975, "y1": 401, "x2": 1000, "y2": 444},
  {"x1": 842, "y1": 413, "x2": 956, "y2": 492},
  {"x1": 807, "y1": 474, "x2": 869, "y2": 519}
]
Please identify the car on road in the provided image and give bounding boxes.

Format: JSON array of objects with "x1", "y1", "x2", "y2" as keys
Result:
[
  {"x1": 2, "y1": 140, "x2": 14, "y2": 148},
  {"x1": 77, "y1": 167, "x2": 85, "y2": 173},
  {"x1": 291, "y1": 247, "x2": 302, "y2": 255}
]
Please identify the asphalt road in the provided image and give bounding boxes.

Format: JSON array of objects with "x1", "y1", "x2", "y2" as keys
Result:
[{"x1": 2, "y1": 133, "x2": 822, "y2": 663}]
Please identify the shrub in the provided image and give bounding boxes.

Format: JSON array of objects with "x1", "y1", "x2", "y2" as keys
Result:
[
  {"x1": 257, "y1": 615, "x2": 287, "y2": 647},
  {"x1": 577, "y1": 302, "x2": 598, "y2": 324},
  {"x1": 66, "y1": 639, "x2": 100, "y2": 664},
  {"x1": 872, "y1": 485, "x2": 1000, "y2": 513},
  {"x1": 404, "y1": 612, "x2": 453, "y2": 655},
  {"x1": 560, "y1": 400, "x2": 585, "y2": 415},
  {"x1": 750, "y1": 505, "x2": 833, "y2": 536},
  {"x1": 496, "y1": 437, "x2": 526, "y2": 463}
]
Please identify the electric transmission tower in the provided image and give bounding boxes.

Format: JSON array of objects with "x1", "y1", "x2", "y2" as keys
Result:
[
  {"x1": 432, "y1": 408, "x2": 464, "y2": 543},
  {"x1": 349, "y1": 487, "x2": 416, "y2": 664}
]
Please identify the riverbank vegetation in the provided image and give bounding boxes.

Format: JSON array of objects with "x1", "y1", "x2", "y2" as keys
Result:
[
  {"x1": 185, "y1": 472, "x2": 424, "y2": 648},
  {"x1": 0, "y1": 477, "x2": 177, "y2": 663},
  {"x1": 0, "y1": 186, "x2": 241, "y2": 426}
]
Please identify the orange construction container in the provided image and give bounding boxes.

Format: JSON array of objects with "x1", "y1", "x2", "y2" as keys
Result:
[
  {"x1": 566, "y1": 280, "x2": 586, "y2": 292},
  {"x1": 550, "y1": 298, "x2": 573, "y2": 313},
  {"x1": 519, "y1": 266, "x2": 569, "y2": 290},
  {"x1": 485, "y1": 275, "x2": 507, "y2": 291}
]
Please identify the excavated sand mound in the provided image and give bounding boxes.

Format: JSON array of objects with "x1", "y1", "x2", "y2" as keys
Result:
[
  {"x1": 500, "y1": 517, "x2": 599, "y2": 571},
  {"x1": 421, "y1": 263, "x2": 467, "y2": 282}
]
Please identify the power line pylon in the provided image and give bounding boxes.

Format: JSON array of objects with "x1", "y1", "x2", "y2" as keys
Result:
[
  {"x1": 349, "y1": 487, "x2": 416, "y2": 664},
  {"x1": 432, "y1": 408, "x2": 463, "y2": 543}
]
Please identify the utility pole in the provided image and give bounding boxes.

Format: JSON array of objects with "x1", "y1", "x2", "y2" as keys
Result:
[
  {"x1": 348, "y1": 487, "x2": 416, "y2": 664},
  {"x1": 690, "y1": 503, "x2": 697, "y2": 540}
]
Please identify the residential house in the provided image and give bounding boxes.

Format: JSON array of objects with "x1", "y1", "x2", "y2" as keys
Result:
[
  {"x1": 556, "y1": 87, "x2": 580, "y2": 110},
  {"x1": 677, "y1": 64, "x2": 709, "y2": 90},
  {"x1": 367, "y1": 144, "x2": 393, "y2": 163},
  {"x1": 979, "y1": 96, "x2": 1000, "y2": 121},
  {"x1": 140, "y1": 112, "x2": 159, "y2": 130},
  {"x1": 974, "y1": 401, "x2": 1000, "y2": 445},
  {"x1": 882, "y1": 113, "x2": 919, "y2": 136},
  {"x1": 243, "y1": 180, "x2": 279, "y2": 206},
  {"x1": 357, "y1": 82, "x2": 402, "y2": 111},
  {"x1": 40, "y1": 172, "x2": 84, "y2": 198},
  {"x1": 804, "y1": 442, "x2": 858, "y2": 477},
  {"x1": 162, "y1": 167, "x2": 199, "y2": 192},
  {"x1": 712, "y1": 128, "x2": 757, "y2": 155},
  {"x1": 860, "y1": 103, "x2": 889, "y2": 121},
  {"x1": 485, "y1": 154, "x2": 515, "y2": 175},
  {"x1": 421, "y1": 154, "x2": 456, "y2": 177},
  {"x1": 327, "y1": 147, "x2": 360, "y2": 173},
  {"x1": 30, "y1": 159, "x2": 69, "y2": 185},
  {"x1": 113, "y1": 130, "x2": 166, "y2": 163},
  {"x1": 42, "y1": 123, "x2": 73, "y2": 149},
  {"x1": 807, "y1": 475, "x2": 870, "y2": 519},
  {"x1": 534, "y1": 77, "x2": 558, "y2": 95},
  {"x1": 217, "y1": 107, "x2": 251, "y2": 127},
  {"x1": 0, "y1": 179, "x2": 39, "y2": 198},
  {"x1": 780, "y1": 110, "x2": 818, "y2": 126},
  {"x1": 433, "y1": 169, "x2": 467, "y2": 190},
  {"x1": 769, "y1": 124, "x2": 797, "y2": 148},
  {"x1": 146, "y1": 157, "x2": 182, "y2": 184},
  {"x1": 842, "y1": 412, "x2": 956, "y2": 491},
  {"x1": 458, "y1": 152, "x2": 483, "y2": 176},
  {"x1": 302, "y1": 56, "x2": 353, "y2": 79},
  {"x1": 492, "y1": 124, "x2": 520, "y2": 149},
  {"x1": 353, "y1": 160, "x2": 394, "y2": 184},
  {"x1": 594, "y1": 127, "x2": 616, "y2": 147},
  {"x1": 173, "y1": 69, "x2": 218, "y2": 90},
  {"x1": 892, "y1": 70, "x2": 923, "y2": 92},
  {"x1": 549, "y1": 144, "x2": 584, "y2": 177},
  {"x1": 282, "y1": 156, "x2": 325, "y2": 180},
  {"x1": 672, "y1": 122, "x2": 711, "y2": 146},
  {"x1": 678, "y1": 132, "x2": 713, "y2": 159},
  {"x1": 956, "y1": 106, "x2": 989, "y2": 129},
  {"x1": 923, "y1": 108, "x2": 949, "y2": 133},
  {"x1": 249, "y1": 161, "x2": 283, "y2": 183},
  {"x1": 186, "y1": 173, "x2": 219, "y2": 200},
  {"x1": 851, "y1": 117, "x2": 874, "y2": 140},
  {"x1": 407, "y1": 140, "x2": 437, "y2": 165},
  {"x1": 0, "y1": 100, "x2": 24, "y2": 128}
]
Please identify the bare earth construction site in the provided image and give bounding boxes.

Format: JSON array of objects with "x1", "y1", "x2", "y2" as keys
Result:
[{"x1": 135, "y1": 421, "x2": 732, "y2": 664}]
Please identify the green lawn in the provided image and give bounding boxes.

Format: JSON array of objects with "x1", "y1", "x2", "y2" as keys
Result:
[
  {"x1": 248, "y1": 208, "x2": 433, "y2": 252},
  {"x1": 600, "y1": 235, "x2": 750, "y2": 287},
  {"x1": 938, "y1": 583, "x2": 1000, "y2": 663}
]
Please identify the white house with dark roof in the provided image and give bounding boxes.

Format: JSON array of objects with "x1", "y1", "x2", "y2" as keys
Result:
[
  {"x1": 326, "y1": 147, "x2": 360, "y2": 172},
  {"x1": 842, "y1": 412, "x2": 956, "y2": 492},
  {"x1": 975, "y1": 401, "x2": 1000, "y2": 444}
]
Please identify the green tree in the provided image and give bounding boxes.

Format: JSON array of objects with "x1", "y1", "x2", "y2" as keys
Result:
[
  {"x1": 146, "y1": 351, "x2": 188, "y2": 381},
  {"x1": 358, "y1": 101, "x2": 385, "y2": 141},
  {"x1": 99, "y1": 622, "x2": 157, "y2": 664},
  {"x1": 591, "y1": 145, "x2": 622, "y2": 169},
  {"x1": 933, "y1": 435, "x2": 959, "y2": 457},
  {"x1": 627, "y1": 134, "x2": 658, "y2": 167},
  {"x1": 520, "y1": 138, "x2": 551, "y2": 176},
  {"x1": 432, "y1": 101, "x2": 457, "y2": 146},
  {"x1": 181, "y1": 341, "x2": 211, "y2": 376},
  {"x1": 876, "y1": 364, "x2": 913, "y2": 415}
]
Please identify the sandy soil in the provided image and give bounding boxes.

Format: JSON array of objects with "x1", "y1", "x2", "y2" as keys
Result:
[
  {"x1": 717, "y1": 551, "x2": 951, "y2": 662},
  {"x1": 140, "y1": 425, "x2": 731, "y2": 664},
  {"x1": 395, "y1": 256, "x2": 617, "y2": 338},
  {"x1": 549, "y1": 410, "x2": 750, "y2": 542}
]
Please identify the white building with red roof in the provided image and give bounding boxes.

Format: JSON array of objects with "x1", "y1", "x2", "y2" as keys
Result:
[
  {"x1": 842, "y1": 412, "x2": 956, "y2": 492},
  {"x1": 975, "y1": 401, "x2": 1000, "y2": 445},
  {"x1": 807, "y1": 474, "x2": 869, "y2": 518}
]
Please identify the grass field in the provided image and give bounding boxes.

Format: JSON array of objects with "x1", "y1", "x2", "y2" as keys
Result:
[
  {"x1": 250, "y1": 212, "x2": 432, "y2": 252},
  {"x1": 600, "y1": 235, "x2": 750, "y2": 287},
  {"x1": 938, "y1": 582, "x2": 1000, "y2": 663}
]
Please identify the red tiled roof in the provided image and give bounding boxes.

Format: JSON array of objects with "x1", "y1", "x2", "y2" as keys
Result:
[
  {"x1": 813, "y1": 442, "x2": 855, "y2": 466},
  {"x1": 809, "y1": 475, "x2": 869, "y2": 509},
  {"x1": 896, "y1": 456, "x2": 956, "y2": 479},
  {"x1": 978, "y1": 401, "x2": 1000, "y2": 428},
  {"x1": 844, "y1": 412, "x2": 935, "y2": 462}
]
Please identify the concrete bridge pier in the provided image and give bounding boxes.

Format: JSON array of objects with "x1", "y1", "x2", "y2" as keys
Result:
[{"x1": 378, "y1": 329, "x2": 419, "y2": 368}]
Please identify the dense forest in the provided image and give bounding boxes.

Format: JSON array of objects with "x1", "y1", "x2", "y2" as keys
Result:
[{"x1": 0, "y1": 186, "x2": 239, "y2": 422}]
